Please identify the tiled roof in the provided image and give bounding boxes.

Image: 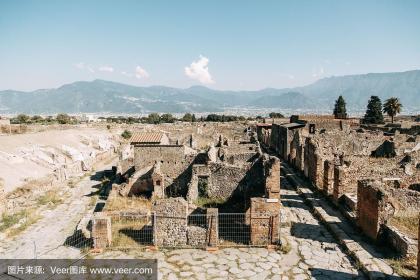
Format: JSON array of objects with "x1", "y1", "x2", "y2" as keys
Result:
[{"x1": 130, "y1": 132, "x2": 164, "y2": 143}]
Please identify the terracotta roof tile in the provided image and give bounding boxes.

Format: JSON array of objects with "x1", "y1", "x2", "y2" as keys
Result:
[{"x1": 130, "y1": 132, "x2": 164, "y2": 143}]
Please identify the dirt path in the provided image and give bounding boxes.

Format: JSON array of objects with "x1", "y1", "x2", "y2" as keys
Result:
[{"x1": 0, "y1": 159, "x2": 117, "y2": 259}]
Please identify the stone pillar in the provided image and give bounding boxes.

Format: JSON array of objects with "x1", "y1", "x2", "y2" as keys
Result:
[
  {"x1": 323, "y1": 160, "x2": 333, "y2": 196},
  {"x1": 206, "y1": 208, "x2": 219, "y2": 247},
  {"x1": 92, "y1": 213, "x2": 112, "y2": 249},
  {"x1": 333, "y1": 165, "x2": 345, "y2": 205},
  {"x1": 264, "y1": 156, "x2": 281, "y2": 199},
  {"x1": 250, "y1": 198, "x2": 280, "y2": 246},
  {"x1": 357, "y1": 180, "x2": 395, "y2": 240},
  {"x1": 313, "y1": 153, "x2": 323, "y2": 190}
]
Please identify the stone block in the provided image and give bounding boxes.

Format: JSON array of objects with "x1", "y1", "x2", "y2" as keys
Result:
[{"x1": 357, "y1": 180, "x2": 395, "y2": 240}]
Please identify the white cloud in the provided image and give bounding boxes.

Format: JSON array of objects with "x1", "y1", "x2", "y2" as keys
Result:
[
  {"x1": 99, "y1": 66, "x2": 114, "y2": 72},
  {"x1": 135, "y1": 66, "x2": 150, "y2": 79},
  {"x1": 184, "y1": 55, "x2": 214, "y2": 84},
  {"x1": 74, "y1": 62, "x2": 95, "y2": 73}
]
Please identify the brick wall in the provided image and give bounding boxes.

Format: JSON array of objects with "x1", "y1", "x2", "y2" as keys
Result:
[{"x1": 357, "y1": 180, "x2": 395, "y2": 240}]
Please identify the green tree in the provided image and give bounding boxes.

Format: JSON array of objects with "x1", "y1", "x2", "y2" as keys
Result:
[
  {"x1": 31, "y1": 115, "x2": 43, "y2": 123},
  {"x1": 191, "y1": 114, "x2": 197, "y2": 122},
  {"x1": 383, "y1": 97, "x2": 402, "y2": 124},
  {"x1": 147, "y1": 113, "x2": 161, "y2": 124},
  {"x1": 56, "y1": 113, "x2": 71, "y2": 124},
  {"x1": 333, "y1": 96, "x2": 347, "y2": 119},
  {"x1": 363, "y1": 96, "x2": 384, "y2": 124},
  {"x1": 121, "y1": 130, "x2": 132, "y2": 139},
  {"x1": 182, "y1": 113, "x2": 193, "y2": 122},
  {"x1": 16, "y1": 114, "x2": 30, "y2": 124},
  {"x1": 269, "y1": 112, "x2": 284, "y2": 118},
  {"x1": 160, "y1": 113, "x2": 176, "y2": 123}
]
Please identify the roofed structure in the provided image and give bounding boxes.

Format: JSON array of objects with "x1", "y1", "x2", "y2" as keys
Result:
[{"x1": 130, "y1": 132, "x2": 169, "y2": 145}]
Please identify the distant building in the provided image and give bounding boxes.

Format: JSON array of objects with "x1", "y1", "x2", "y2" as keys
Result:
[
  {"x1": 129, "y1": 132, "x2": 170, "y2": 146},
  {"x1": 0, "y1": 117, "x2": 10, "y2": 126}
]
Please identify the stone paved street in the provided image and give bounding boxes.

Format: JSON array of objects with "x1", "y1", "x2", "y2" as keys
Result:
[{"x1": 94, "y1": 172, "x2": 365, "y2": 280}]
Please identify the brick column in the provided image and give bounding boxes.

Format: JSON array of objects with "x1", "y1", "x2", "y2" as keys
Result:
[
  {"x1": 206, "y1": 208, "x2": 219, "y2": 247},
  {"x1": 333, "y1": 165, "x2": 345, "y2": 205},
  {"x1": 264, "y1": 156, "x2": 281, "y2": 199},
  {"x1": 250, "y1": 198, "x2": 280, "y2": 246},
  {"x1": 357, "y1": 180, "x2": 395, "y2": 240},
  {"x1": 92, "y1": 213, "x2": 112, "y2": 249}
]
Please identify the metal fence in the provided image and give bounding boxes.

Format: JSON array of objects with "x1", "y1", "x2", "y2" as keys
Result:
[
  {"x1": 110, "y1": 213, "x2": 154, "y2": 249},
  {"x1": 98, "y1": 212, "x2": 280, "y2": 249}
]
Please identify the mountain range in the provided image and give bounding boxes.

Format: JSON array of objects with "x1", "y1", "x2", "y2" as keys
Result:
[{"x1": 0, "y1": 70, "x2": 419, "y2": 114}]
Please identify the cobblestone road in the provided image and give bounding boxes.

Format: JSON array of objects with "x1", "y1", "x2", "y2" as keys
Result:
[{"x1": 96, "y1": 172, "x2": 365, "y2": 280}]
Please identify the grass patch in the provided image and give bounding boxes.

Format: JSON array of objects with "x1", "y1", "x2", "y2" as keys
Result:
[
  {"x1": 389, "y1": 209, "x2": 419, "y2": 239},
  {"x1": 105, "y1": 196, "x2": 151, "y2": 212},
  {"x1": 388, "y1": 255, "x2": 417, "y2": 279},
  {"x1": 36, "y1": 190, "x2": 63, "y2": 209},
  {"x1": 0, "y1": 209, "x2": 41, "y2": 237},
  {"x1": 194, "y1": 197, "x2": 227, "y2": 208},
  {"x1": 111, "y1": 218, "x2": 151, "y2": 248}
]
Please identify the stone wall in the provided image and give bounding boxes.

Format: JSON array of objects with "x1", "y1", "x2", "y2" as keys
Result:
[
  {"x1": 383, "y1": 224, "x2": 417, "y2": 258},
  {"x1": 249, "y1": 197, "x2": 280, "y2": 245},
  {"x1": 133, "y1": 145, "x2": 194, "y2": 179},
  {"x1": 153, "y1": 197, "x2": 189, "y2": 247},
  {"x1": 357, "y1": 180, "x2": 395, "y2": 240}
]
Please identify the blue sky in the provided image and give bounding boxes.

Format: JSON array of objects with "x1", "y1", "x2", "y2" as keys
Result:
[{"x1": 1, "y1": 0, "x2": 420, "y2": 91}]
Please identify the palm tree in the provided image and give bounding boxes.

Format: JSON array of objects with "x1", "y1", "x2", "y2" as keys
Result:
[{"x1": 383, "y1": 97, "x2": 402, "y2": 124}]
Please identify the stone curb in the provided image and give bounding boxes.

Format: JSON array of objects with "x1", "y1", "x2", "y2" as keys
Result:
[{"x1": 281, "y1": 164, "x2": 400, "y2": 280}]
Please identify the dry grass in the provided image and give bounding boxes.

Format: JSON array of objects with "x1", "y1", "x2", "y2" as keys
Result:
[
  {"x1": 36, "y1": 189, "x2": 63, "y2": 208},
  {"x1": 0, "y1": 209, "x2": 41, "y2": 237},
  {"x1": 105, "y1": 196, "x2": 152, "y2": 212},
  {"x1": 388, "y1": 255, "x2": 417, "y2": 279},
  {"x1": 389, "y1": 209, "x2": 419, "y2": 239},
  {"x1": 111, "y1": 218, "x2": 150, "y2": 248}
]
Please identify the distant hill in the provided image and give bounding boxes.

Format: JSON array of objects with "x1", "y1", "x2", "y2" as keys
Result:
[{"x1": 0, "y1": 70, "x2": 419, "y2": 114}]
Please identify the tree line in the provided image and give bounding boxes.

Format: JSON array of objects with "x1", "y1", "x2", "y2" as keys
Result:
[
  {"x1": 11, "y1": 112, "x2": 276, "y2": 125},
  {"x1": 333, "y1": 95, "x2": 402, "y2": 124}
]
